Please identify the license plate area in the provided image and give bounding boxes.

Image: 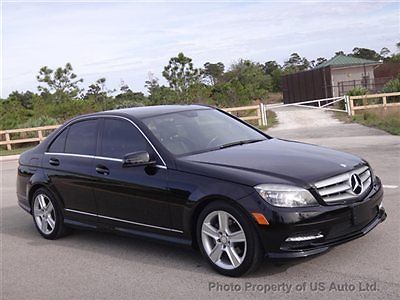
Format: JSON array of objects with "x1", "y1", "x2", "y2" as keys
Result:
[{"x1": 350, "y1": 204, "x2": 376, "y2": 225}]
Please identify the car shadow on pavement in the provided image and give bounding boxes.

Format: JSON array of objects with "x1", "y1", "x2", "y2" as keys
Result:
[
  {"x1": 248, "y1": 253, "x2": 328, "y2": 278},
  {"x1": 2, "y1": 205, "x2": 324, "y2": 278}
]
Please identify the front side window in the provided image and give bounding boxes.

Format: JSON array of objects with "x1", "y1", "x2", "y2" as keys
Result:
[
  {"x1": 100, "y1": 118, "x2": 148, "y2": 159},
  {"x1": 141, "y1": 109, "x2": 267, "y2": 156},
  {"x1": 65, "y1": 119, "x2": 98, "y2": 155}
]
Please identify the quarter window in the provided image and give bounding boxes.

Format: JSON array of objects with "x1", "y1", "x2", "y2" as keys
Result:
[
  {"x1": 100, "y1": 119, "x2": 148, "y2": 159},
  {"x1": 48, "y1": 128, "x2": 68, "y2": 153},
  {"x1": 65, "y1": 120, "x2": 98, "y2": 155}
]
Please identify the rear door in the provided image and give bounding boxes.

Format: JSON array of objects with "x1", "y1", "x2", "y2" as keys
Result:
[
  {"x1": 92, "y1": 117, "x2": 173, "y2": 232},
  {"x1": 44, "y1": 118, "x2": 99, "y2": 224}
]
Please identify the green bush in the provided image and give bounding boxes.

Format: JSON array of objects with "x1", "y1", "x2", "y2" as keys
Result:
[
  {"x1": 347, "y1": 87, "x2": 368, "y2": 96},
  {"x1": 20, "y1": 116, "x2": 58, "y2": 128},
  {"x1": 382, "y1": 76, "x2": 400, "y2": 93}
]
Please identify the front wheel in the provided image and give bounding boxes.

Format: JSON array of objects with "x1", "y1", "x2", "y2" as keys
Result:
[{"x1": 197, "y1": 201, "x2": 263, "y2": 276}]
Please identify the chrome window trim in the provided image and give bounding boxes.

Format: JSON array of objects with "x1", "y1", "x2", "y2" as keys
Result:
[
  {"x1": 65, "y1": 208, "x2": 183, "y2": 233},
  {"x1": 45, "y1": 152, "x2": 94, "y2": 159},
  {"x1": 44, "y1": 152, "x2": 167, "y2": 169},
  {"x1": 95, "y1": 156, "x2": 123, "y2": 163},
  {"x1": 51, "y1": 114, "x2": 167, "y2": 167}
]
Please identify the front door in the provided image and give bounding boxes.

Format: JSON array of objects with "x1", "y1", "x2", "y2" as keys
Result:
[{"x1": 92, "y1": 117, "x2": 172, "y2": 231}]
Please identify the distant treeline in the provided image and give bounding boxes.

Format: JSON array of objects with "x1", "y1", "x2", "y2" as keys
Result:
[{"x1": 1, "y1": 43, "x2": 399, "y2": 130}]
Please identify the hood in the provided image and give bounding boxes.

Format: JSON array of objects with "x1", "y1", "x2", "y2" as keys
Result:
[{"x1": 177, "y1": 138, "x2": 365, "y2": 186}]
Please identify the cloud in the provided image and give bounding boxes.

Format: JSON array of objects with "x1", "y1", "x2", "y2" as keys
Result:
[{"x1": 2, "y1": 1, "x2": 399, "y2": 97}]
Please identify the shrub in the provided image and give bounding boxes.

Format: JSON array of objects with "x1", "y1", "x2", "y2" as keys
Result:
[
  {"x1": 347, "y1": 87, "x2": 368, "y2": 96},
  {"x1": 382, "y1": 76, "x2": 400, "y2": 93},
  {"x1": 20, "y1": 116, "x2": 58, "y2": 128}
]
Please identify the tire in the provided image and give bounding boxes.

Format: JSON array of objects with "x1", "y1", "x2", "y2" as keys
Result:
[
  {"x1": 31, "y1": 188, "x2": 70, "y2": 240},
  {"x1": 196, "y1": 200, "x2": 263, "y2": 277}
]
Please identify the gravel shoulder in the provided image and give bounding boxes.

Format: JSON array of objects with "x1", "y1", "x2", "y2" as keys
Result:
[{"x1": 267, "y1": 106, "x2": 388, "y2": 139}]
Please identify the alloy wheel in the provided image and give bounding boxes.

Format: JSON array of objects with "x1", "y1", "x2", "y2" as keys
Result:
[
  {"x1": 33, "y1": 194, "x2": 56, "y2": 235},
  {"x1": 201, "y1": 210, "x2": 247, "y2": 270}
]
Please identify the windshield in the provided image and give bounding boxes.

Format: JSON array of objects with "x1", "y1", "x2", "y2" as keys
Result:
[{"x1": 141, "y1": 108, "x2": 267, "y2": 156}]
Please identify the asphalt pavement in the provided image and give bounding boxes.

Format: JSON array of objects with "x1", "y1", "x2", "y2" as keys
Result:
[{"x1": 1, "y1": 110, "x2": 399, "y2": 299}]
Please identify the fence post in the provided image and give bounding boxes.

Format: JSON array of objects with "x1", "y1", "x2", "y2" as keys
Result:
[
  {"x1": 257, "y1": 104, "x2": 262, "y2": 126},
  {"x1": 259, "y1": 103, "x2": 267, "y2": 127},
  {"x1": 5, "y1": 133, "x2": 12, "y2": 150},
  {"x1": 344, "y1": 96, "x2": 351, "y2": 116},
  {"x1": 38, "y1": 130, "x2": 44, "y2": 142},
  {"x1": 383, "y1": 96, "x2": 387, "y2": 111},
  {"x1": 263, "y1": 103, "x2": 268, "y2": 126},
  {"x1": 347, "y1": 96, "x2": 354, "y2": 116}
]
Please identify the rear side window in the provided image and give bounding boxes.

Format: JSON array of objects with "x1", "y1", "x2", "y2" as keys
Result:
[
  {"x1": 65, "y1": 120, "x2": 98, "y2": 155},
  {"x1": 48, "y1": 128, "x2": 68, "y2": 153},
  {"x1": 100, "y1": 119, "x2": 148, "y2": 159}
]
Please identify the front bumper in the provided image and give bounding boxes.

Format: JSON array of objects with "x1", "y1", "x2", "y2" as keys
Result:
[{"x1": 244, "y1": 176, "x2": 386, "y2": 258}]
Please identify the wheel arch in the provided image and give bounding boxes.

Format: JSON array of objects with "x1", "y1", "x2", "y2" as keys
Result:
[
  {"x1": 28, "y1": 183, "x2": 65, "y2": 210},
  {"x1": 188, "y1": 195, "x2": 256, "y2": 249}
]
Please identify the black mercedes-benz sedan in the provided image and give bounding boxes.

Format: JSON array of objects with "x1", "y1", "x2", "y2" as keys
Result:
[{"x1": 17, "y1": 105, "x2": 386, "y2": 276}]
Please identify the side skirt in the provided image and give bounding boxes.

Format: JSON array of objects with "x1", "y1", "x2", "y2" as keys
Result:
[{"x1": 63, "y1": 218, "x2": 193, "y2": 248}]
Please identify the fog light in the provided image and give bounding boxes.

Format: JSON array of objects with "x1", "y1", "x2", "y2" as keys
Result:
[
  {"x1": 379, "y1": 202, "x2": 383, "y2": 210},
  {"x1": 285, "y1": 233, "x2": 324, "y2": 242}
]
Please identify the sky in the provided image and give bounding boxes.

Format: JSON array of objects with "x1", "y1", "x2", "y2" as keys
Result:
[{"x1": 1, "y1": 0, "x2": 399, "y2": 97}]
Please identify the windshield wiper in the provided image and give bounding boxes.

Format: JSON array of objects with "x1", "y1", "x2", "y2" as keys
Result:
[{"x1": 219, "y1": 139, "x2": 265, "y2": 149}]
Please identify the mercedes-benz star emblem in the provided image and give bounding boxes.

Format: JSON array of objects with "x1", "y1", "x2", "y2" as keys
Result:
[{"x1": 349, "y1": 173, "x2": 363, "y2": 195}]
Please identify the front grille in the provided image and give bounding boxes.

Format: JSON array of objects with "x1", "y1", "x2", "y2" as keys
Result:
[{"x1": 314, "y1": 165, "x2": 372, "y2": 204}]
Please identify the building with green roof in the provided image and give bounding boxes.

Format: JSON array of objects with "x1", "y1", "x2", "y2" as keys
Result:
[
  {"x1": 315, "y1": 54, "x2": 380, "y2": 69},
  {"x1": 282, "y1": 54, "x2": 384, "y2": 104}
]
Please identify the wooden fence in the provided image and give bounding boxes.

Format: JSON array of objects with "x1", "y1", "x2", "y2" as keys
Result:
[
  {"x1": 0, "y1": 125, "x2": 59, "y2": 151},
  {"x1": 223, "y1": 103, "x2": 267, "y2": 126},
  {"x1": 0, "y1": 104, "x2": 268, "y2": 151},
  {"x1": 349, "y1": 92, "x2": 400, "y2": 116}
]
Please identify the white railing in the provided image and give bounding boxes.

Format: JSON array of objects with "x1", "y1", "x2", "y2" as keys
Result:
[{"x1": 266, "y1": 96, "x2": 349, "y2": 114}]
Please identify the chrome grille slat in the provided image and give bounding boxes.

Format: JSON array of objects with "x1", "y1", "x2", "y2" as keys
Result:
[
  {"x1": 318, "y1": 182, "x2": 350, "y2": 196},
  {"x1": 314, "y1": 165, "x2": 372, "y2": 204},
  {"x1": 322, "y1": 192, "x2": 354, "y2": 202},
  {"x1": 314, "y1": 173, "x2": 349, "y2": 189},
  {"x1": 356, "y1": 166, "x2": 369, "y2": 175},
  {"x1": 360, "y1": 171, "x2": 371, "y2": 183},
  {"x1": 362, "y1": 178, "x2": 372, "y2": 192}
]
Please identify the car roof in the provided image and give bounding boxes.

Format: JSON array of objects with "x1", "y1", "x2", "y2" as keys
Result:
[{"x1": 88, "y1": 104, "x2": 212, "y2": 120}]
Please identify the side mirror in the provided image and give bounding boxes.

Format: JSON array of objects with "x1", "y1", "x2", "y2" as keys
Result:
[{"x1": 123, "y1": 151, "x2": 156, "y2": 167}]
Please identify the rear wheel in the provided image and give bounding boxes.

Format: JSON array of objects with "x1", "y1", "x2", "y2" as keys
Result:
[
  {"x1": 197, "y1": 201, "x2": 263, "y2": 276},
  {"x1": 32, "y1": 188, "x2": 69, "y2": 239}
]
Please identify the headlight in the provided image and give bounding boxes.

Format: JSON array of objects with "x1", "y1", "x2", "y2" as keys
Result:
[{"x1": 254, "y1": 184, "x2": 318, "y2": 207}]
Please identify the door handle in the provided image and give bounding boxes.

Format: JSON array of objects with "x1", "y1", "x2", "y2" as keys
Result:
[
  {"x1": 96, "y1": 165, "x2": 110, "y2": 175},
  {"x1": 49, "y1": 158, "x2": 60, "y2": 166}
]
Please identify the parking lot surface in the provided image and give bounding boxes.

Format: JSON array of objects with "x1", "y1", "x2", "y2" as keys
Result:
[{"x1": 1, "y1": 109, "x2": 399, "y2": 299}]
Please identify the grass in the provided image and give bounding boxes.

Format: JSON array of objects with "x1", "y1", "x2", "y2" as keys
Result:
[
  {"x1": 258, "y1": 110, "x2": 278, "y2": 130},
  {"x1": 333, "y1": 111, "x2": 352, "y2": 123},
  {"x1": 352, "y1": 110, "x2": 400, "y2": 135},
  {"x1": 0, "y1": 146, "x2": 33, "y2": 156},
  {"x1": 266, "y1": 110, "x2": 278, "y2": 128}
]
